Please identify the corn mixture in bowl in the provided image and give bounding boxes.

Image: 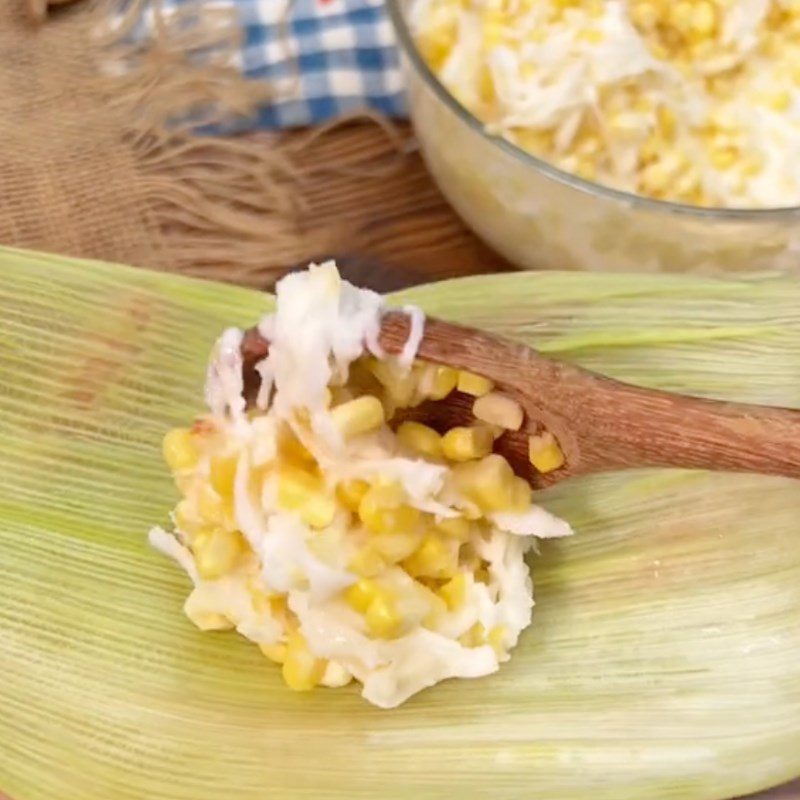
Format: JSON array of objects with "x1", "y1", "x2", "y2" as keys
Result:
[
  {"x1": 150, "y1": 263, "x2": 572, "y2": 708},
  {"x1": 388, "y1": 0, "x2": 800, "y2": 273},
  {"x1": 412, "y1": 0, "x2": 800, "y2": 208}
]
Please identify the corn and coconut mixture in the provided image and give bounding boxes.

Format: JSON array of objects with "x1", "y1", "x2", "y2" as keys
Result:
[
  {"x1": 411, "y1": 0, "x2": 800, "y2": 208},
  {"x1": 150, "y1": 263, "x2": 571, "y2": 708}
]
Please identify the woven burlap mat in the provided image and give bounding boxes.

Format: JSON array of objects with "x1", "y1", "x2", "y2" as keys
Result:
[{"x1": 0, "y1": 0, "x2": 429, "y2": 287}]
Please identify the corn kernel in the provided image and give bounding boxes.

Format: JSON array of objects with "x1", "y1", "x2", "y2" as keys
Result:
[
  {"x1": 741, "y1": 153, "x2": 765, "y2": 176},
  {"x1": 578, "y1": 27, "x2": 604, "y2": 43},
  {"x1": 372, "y1": 530, "x2": 423, "y2": 563},
  {"x1": 209, "y1": 454, "x2": 237, "y2": 500},
  {"x1": 710, "y1": 145, "x2": 737, "y2": 170},
  {"x1": 423, "y1": 364, "x2": 458, "y2": 400},
  {"x1": 764, "y1": 90, "x2": 792, "y2": 111},
  {"x1": 488, "y1": 625, "x2": 508, "y2": 655},
  {"x1": 330, "y1": 396, "x2": 385, "y2": 439},
  {"x1": 630, "y1": 1, "x2": 658, "y2": 28},
  {"x1": 453, "y1": 453, "x2": 517, "y2": 512},
  {"x1": 439, "y1": 572, "x2": 468, "y2": 610},
  {"x1": 435, "y1": 515, "x2": 472, "y2": 540},
  {"x1": 365, "y1": 593, "x2": 402, "y2": 638},
  {"x1": 282, "y1": 632, "x2": 326, "y2": 691},
  {"x1": 259, "y1": 642, "x2": 288, "y2": 664},
  {"x1": 344, "y1": 578, "x2": 380, "y2": 613},
  {"x1": 348, "y1": 545, "x2": 386, "y2": 577},
  {"x1": 472, "y1": 392, "x2": 524, "y2": 431},
  {"x1": 193, "y1": 527, "x2": 245, "y2": 580},
  {"x1": 403, "y1": 534, "x2": 458, "y2": 579},
  {"x1": 690, "y1": 1, "x2": 716, "y2": 37},
  {"x1": 457, "y1": 370, "x2": 494, "y2": 397},
  {"x1": 277, "y1": 465, "x2": 336, "y2": 529},
  {"x1": 163, "y1": 427, "x2": 199, "y2": 472},
  {"x1": 396, "y1": 421, "x2": 443, "y2": 459},
  {"x1": 358, "y1": 483, "x2": 421, "y2": 535},
  {"x1": 529, "y1": 431, "x2": 565, "y2": 473},
  {"x1": 173, "y1": 499, "x2": 201, "y2": 536},
  {"x1": 197, "y1": 483, "x2": 225, "y2": 525},
  {"x1": 320, "y1": 661, "x2": 353, "y2": 688},
  {"x1": 277, "y1": 426, "x2": 315, "y2": 466},
  {"x1": 459, "y1": 622, "x2": 486, "y2": 648},
  {"x1": 336, "y1": 479, "x2": 369, "y2": 512},
  {"x1": 510, "y1": 476, "x2": 533, "y2": 512},
  {"x1": 368, "y1": 359, "x2": 418, "y2": 406},
  {"x1": 189, "y1": 611, "x2": 234, "y2": 631},
  {"x1": 442, "y1": 426, "x2": 494, "y2": 462}
]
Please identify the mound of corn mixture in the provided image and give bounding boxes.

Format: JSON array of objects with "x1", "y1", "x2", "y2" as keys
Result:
[
  {"x1": 150, "y1": 263, "x2": 572, "y2": 708},
  {"x1": 412, "y1": 0, "x2": 800, "y2": 207}
]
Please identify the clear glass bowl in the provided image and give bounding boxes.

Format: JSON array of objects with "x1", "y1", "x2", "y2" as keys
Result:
[{"x1": 387, "y1": 0, "x2": 800, "y2": 274}]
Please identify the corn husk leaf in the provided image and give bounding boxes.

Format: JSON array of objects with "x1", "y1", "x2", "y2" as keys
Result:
[{"x1": 1, "y1": 246, "x2": 798, "y2": 800}]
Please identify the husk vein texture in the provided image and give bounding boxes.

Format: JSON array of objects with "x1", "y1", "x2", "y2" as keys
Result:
[{"x1": 1, "y1": 247, "x2": 798, "y2": 800}]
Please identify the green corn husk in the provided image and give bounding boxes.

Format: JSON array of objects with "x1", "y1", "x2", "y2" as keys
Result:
[{"x1": 1, "y1": 246, "x2": 798, "y2": 800}]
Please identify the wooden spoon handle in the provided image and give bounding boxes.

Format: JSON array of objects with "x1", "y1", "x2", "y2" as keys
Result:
[{"x1": 563, "y1": 371, "x2": 800, "y2": 480}]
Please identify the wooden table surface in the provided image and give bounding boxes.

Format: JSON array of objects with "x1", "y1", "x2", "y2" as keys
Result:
[{"x1": 272, "y1": 120, "x2": 798, "y2": 800}]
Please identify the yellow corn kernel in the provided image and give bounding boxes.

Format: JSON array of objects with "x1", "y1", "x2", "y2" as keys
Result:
[
  {"x1": 368, "y1": 359, "x2": 418, "y2": 407},
  {"x1": 528, "y1": 431, "x2": 565, "y2": 473},
  {"x1": 710, "y1": 145, "x2": 737, "y2": 170},
  {"x1": 435, "y1": 515, "x2": 471, "y2": 540},
  {"x1": 630, "y1": 0, "x2": 658, "y2": 28},
  {"x1": 472, "y1": 392, "x2": 524, "y2": 431},
  {"x1": 193, "y1": 528, "x2": 245, "y2": 580},
  {"x1": 277, "y1": 426, "x2": 315, "y2": 466},
  {"x1": 689, "y1": 0, "x2": 716, "y2": 37},
  {"x1": 372, "y1": 530, "x2": 423, "y2": 563},
  {"x1": 173, "y1": 499, "x2": 202, "y2": 537},
  {"x1": 249, "y1": 583, "x2": 273, "y2": 616},
  {"x1": 741, "y1": 153, "x2": 765, "y2": 176},
  {"x1": 402, "y1": 534, "x2": 458, "y2": 580},
  {"x1": 336, "y1": 478, "x2": 370, "y2": 512},
  {"x1": 424, "y1": 364, "x2": 458, "y2": 400},
  {"x1": 358, "y1": 483, "x2": 421, "y2": 535},
  {"x1": 578, "y1": 27, "x2": 604, "y2": 43},
  {"x1": 348, "y1": 544, "x2": 386, "y2": 577},
  {"x1": 763, "y1": 90, "x2": 792, "y2": 111},
  {"x1": 439, "y1": 572, "x2": 468, "y2": 611},
  {"x1": 189, "y1": 611, "x2": 234, "y2": 631},
  {"x1": 459, "y1": 622, "x2": 486, "y2": 648},
  {"x1": 209, "y1": 454, "x2": 237, "y2": 500},
  {"x1": 488, "y1": 625, "x2": 508, "y2": 655},
  {"x1": 162, "y1": 427, "x2": 199, "y2": 472},
  {"x1": 320, "y1": 661, "x2": 353, "y2": 688},
  {"x1": 365, "y1": 593, "x2": 402, "y2": 639},
  {"x1": 330, "y1": 396, "x2": 385, "y2": 439},
  {"x1": 259, "y1": 642, "x2": 288, "y2": 664},
  {"x1": 456, "y1": 370, "x2": 494, "y2": 397},
  {"x1": 277, "y1": 465, "x2": 336, "y2": 529},
  {"x1": 344, "y1": 578, "x2": 381, "y2": 612},
  {"x1": 510, "y1": 476, "x2": 533, "y2": 512},
  {"x1": 282, "y1": 632, "x2": 326, "y2": 691},
  {"x1": 197, "y1": 483, "x2": 225, "y2": 525},
  {"x1": 396, "y1": 421, "x2": 443, "y2": 459},
  {"x1": 453, "y1": 453, "x2": 516, "y2": 512},
  {"x1": 441, "y1": 426, "x2": 494, "y2": 462},
  {"x1": 656, "y1": 105, "x2": 676, "y2": 139}
]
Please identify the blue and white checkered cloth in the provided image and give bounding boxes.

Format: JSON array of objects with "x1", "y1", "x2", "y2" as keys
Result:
[{"x1": 236, "y1": 0, "x2": 406, "y2": 128}]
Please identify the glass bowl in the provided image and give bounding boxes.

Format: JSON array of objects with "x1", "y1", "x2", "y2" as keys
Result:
[{"x1": 387, "y1": 0, "x2": 800, "y2": 274}]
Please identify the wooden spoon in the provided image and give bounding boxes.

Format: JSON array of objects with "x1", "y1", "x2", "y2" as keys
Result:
[{"x1": 240, "y1": 312, "x2": 800, "y2": 489}]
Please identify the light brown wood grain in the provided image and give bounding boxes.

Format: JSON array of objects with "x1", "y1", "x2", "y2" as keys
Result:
[{"x1": 251, "y1": 123, "x2": 514, "y2": 290}]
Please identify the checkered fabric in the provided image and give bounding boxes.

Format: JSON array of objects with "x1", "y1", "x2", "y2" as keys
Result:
[{"x1": 237, "y1": 0, "x2": 407, "y2": 128}]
